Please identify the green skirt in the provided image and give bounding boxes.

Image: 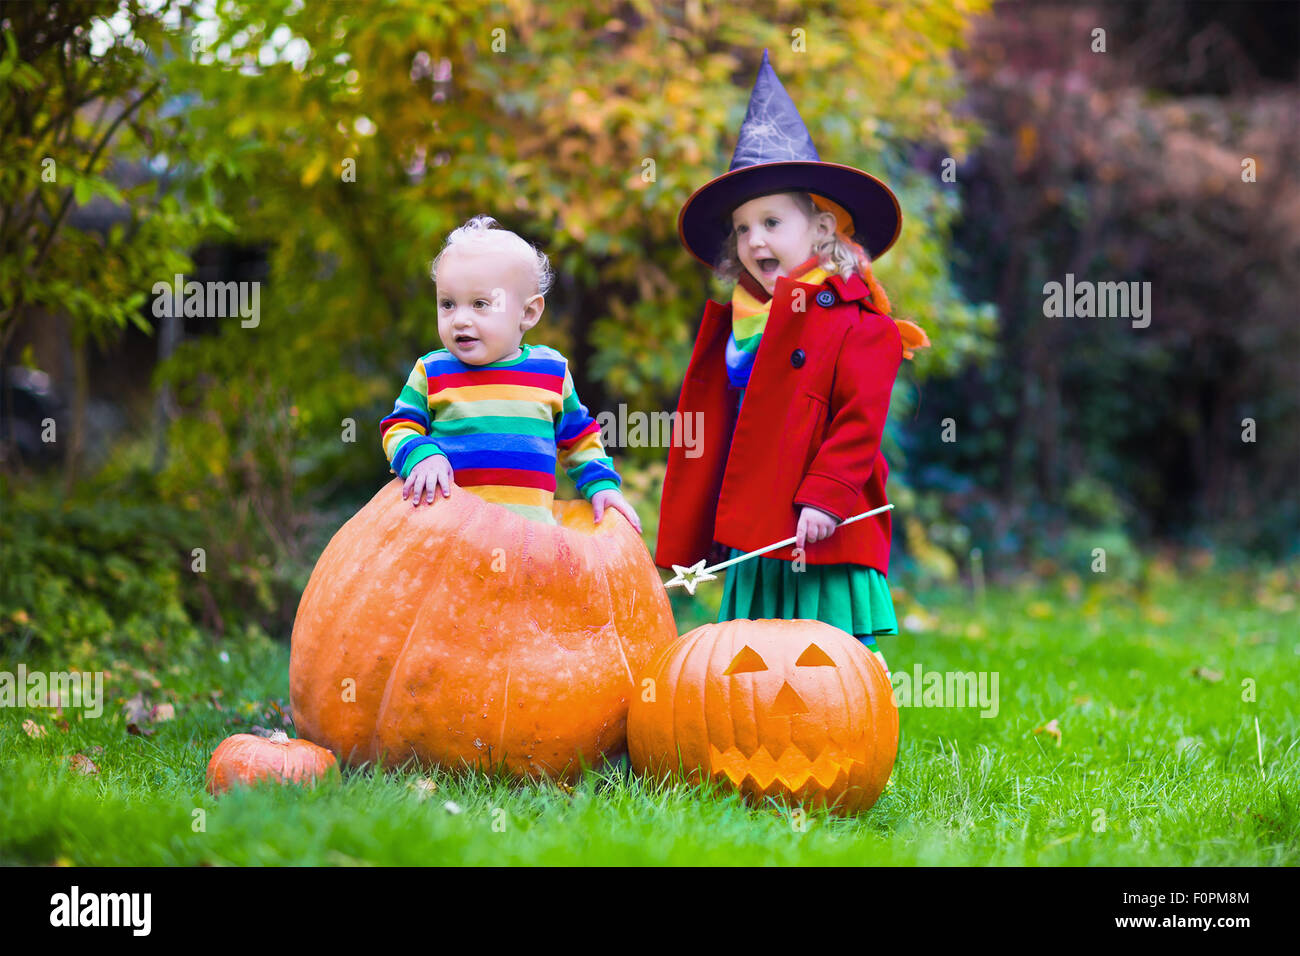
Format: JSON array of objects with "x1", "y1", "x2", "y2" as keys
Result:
[{"x1": 718, "y1": 547, "x2": 899, "y2": 639}]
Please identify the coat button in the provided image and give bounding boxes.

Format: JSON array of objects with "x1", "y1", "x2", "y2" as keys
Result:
[
  {"x1": 791, "y1": 348, "x2": 806, "y2": 368},
  {"x1": 816, "y1": 289, "x2": 836, "y2": 307}
]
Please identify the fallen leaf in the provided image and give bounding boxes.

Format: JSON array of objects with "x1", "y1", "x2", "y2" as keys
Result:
[
  {"x1": 122, "y1": 693, "x2": 150, "y2": 724},
  {"x1": 408, "y1": 778, "x2": 438, "y2": 801},
  {"x1": 151, "y1": 703, "x2": 176, "y2": 722},
  {"x1": 126, "y1": 722, "x2": 154, "y2": 737},
  {"x1": 55, "y1": 718, "x2": 71, "y2": 732},
  {"x1": 1033, "y1": 718, "x2": 1062, "y2": 745},
  {"x1": 67, "y1": 753, "x2": 99, "y2": 775},
  {"x1": 1191, "y1": 667, "x2": 1223, "y2": 683},
  {"x1": 22, "y1": 719, "x2": 47, "y2": 739}
]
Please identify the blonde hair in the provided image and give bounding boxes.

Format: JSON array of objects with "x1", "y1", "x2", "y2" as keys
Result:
[
  {"x1": 713, "y1": 190, "x2": 892, "y2": 313},
  {"x1": 431, "y1": 215, "x2": 554, "y2": 297}
]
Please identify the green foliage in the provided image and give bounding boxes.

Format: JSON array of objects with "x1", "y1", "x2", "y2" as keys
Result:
[
  {"x1": 0, "y1": 1, "x2": 227, "y2": 353},
  {"x1": 934, "y1": 12, "x2": 1300, "y2": 558},
  {"x1": 0, "y1": 488, "x2": 208, "y2": 667},
  {"x1": 139, "y1": 0, "x2": 998, "y2": 530}
]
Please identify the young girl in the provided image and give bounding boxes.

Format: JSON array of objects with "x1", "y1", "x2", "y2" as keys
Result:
[{"x1": 655, "y1": 50, "x2": 930, "y2": 677}]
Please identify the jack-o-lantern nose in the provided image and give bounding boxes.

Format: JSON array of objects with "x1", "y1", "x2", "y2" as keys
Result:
[{"x1": 769, "y1": 681, "x2": 809, "y2": 716}]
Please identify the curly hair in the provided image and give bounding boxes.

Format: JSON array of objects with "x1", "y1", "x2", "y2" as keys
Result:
[{"x1": 431, "y1": 215, "x2": 555, "y2": 297}]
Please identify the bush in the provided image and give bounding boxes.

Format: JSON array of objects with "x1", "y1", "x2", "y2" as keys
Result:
[{"x1": 0, "y1": 488, "x2": 212, "y2": 667}]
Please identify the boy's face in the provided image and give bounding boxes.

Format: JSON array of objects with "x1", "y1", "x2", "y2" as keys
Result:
[
  {"x1": 730, "y1": 193, "x2": 833, "y2": 295},
  {"x1": 436, "y1": 243, "x2": 543, "y2": 365}
]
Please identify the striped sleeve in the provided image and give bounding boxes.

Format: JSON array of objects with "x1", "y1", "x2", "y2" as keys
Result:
[
  {"x1": 379, "y1": 358, "x2": 445, "y2": 479},
  {"x1": 554, "y1": 364, "x2": 620, "y2": 499}
]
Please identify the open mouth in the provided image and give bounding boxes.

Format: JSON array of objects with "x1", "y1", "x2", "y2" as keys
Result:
[
  {"x1": 454, "y1": 334, "x2": 478, "y2": 346},
  {"x1": 756, "y1": 257, "x2": 780, "y2": 276}
]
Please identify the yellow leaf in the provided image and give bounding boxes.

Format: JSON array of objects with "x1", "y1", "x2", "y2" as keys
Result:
[
  {"x1": 1026, "y1": 601, "x2": 1054, "y2": 619},
  {"x1": 1032, "y1": 718, "x2": 1062, "y2": 745},
  {"x1": 301, "y1": 156, "x2": 326, "y2": 187}
]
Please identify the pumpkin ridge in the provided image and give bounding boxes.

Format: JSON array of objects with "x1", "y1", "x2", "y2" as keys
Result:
[
  {"x1": 664, "y1": 628, "x2": 699, "y2": 774},
  {"x1": 828, "y1": 635, "x2": 857, "y2": 768},
  {"x1": 581, "y1": 528, "x2": 626, "y2": 685},
  {"x1": 839, "y1": 639, "x2": 874, "y2": 799},
  {"x1": 369, "y1": 493, "x2": 490, "y2": 763},
  {"x1": 860, "y1": 648, "x2": 890, "y2": 801},
  {"x1": 745, "y1": 625, "x2": 762, "y2": 760},
  {"x1": 696, "y1": 625, "x2": 728, "y2": 767},
  {"x1": 497, "y1": 646, "x2": 513, "y2": 763},
  {"x1": 652, "y1": 634, "x2": 693, "y2": 776},
  {"x1": 288, "y1": 507, "x2": 369, "y2": 742}
]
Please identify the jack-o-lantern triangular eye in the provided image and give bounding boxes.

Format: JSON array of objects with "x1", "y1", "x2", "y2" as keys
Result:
[
  {"x1": 724, "y1": 645, "x2": 768, "y2": 674},
  {"x1": 795, "y1": 643, "x2": 837, "y2": 667}
]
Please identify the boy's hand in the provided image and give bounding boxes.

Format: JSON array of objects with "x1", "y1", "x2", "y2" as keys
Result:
[
  {"x1": 591, "y1": 489, "x2": 642, "y2": 534},
  {"x1": 403, "y1": 454, "x2": 453, "y2": 506},
  {"x1": 795, "y1": 505, "x2": 840, "y2": 551}
]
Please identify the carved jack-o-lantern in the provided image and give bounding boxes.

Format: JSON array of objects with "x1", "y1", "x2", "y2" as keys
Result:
[{"x1": 628, "y1": 619, "x2": 898, "y2": 814}]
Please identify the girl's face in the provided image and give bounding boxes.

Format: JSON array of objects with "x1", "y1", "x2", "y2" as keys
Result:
[{"x1": 730, "y1": 193, "x2": 833, "y2": 295}]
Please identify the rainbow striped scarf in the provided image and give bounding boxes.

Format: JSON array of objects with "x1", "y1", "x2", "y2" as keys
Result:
[{"x1": 726, "y1": 256, "x2": 828, "y2": 387}]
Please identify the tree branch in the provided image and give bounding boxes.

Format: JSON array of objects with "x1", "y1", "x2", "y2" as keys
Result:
[{"x1": 0, "y1": 80, "x2": 161, "y2": 353}]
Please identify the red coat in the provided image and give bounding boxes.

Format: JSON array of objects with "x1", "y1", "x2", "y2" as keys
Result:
[{"x1": 655, "y1": 270, "x2": 903, "y2": 574}]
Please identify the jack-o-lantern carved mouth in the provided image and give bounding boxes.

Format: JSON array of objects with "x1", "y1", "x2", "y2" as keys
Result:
[
  {"x1": 707, "y1": 640, "x2": 863, "y2": 789},
  {"x1": 708, "y1": 742, "x2": 861, "y2": 791}
]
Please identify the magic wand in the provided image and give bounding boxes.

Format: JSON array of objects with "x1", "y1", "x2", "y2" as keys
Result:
[{"x1": 664, "y1": 503, "x2": 895, "y2": 594}]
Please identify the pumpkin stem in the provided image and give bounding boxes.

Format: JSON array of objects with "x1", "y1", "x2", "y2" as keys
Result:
[{"x1": 269, "y1": 730, "x2": 291, "y2": 744}]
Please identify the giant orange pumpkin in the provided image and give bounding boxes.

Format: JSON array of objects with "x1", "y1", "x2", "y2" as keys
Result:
[
  {"x1": 289, "y1": 480, "x2": 678, "y2": 780},
  {"x1": 628, "y1": 619, "x2": 898, "y2": 814}
]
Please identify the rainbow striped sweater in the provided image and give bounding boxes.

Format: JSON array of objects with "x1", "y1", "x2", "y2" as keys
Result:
[{"x1": 379, "y1": 343, "x2": 621, "y2": 524}]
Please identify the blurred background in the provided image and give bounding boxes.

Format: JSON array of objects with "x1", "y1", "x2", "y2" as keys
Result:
[{"x1": 2, "y1": 0, "x2": 1297, "y2": 660}]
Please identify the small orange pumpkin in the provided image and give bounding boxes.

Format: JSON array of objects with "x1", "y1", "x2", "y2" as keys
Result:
[
  {"x1": 205, "y1": 731, "x2": 338, "y2": 795},
  {"x1": 628, "y1": 619, "x2": 898, "y2": 815},
  {"x1": 289, "y1": 481, "x2": 678, "y2": 780}
]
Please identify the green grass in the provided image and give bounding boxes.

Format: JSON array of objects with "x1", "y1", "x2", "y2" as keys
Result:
[{"x1": 2, "y1": 561, "x2": 1297, "y2": 865}]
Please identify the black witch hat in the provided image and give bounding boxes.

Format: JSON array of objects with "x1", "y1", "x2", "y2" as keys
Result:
[{"x1": 678, "y1": 49, "x2": 902, "y2": 269}]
